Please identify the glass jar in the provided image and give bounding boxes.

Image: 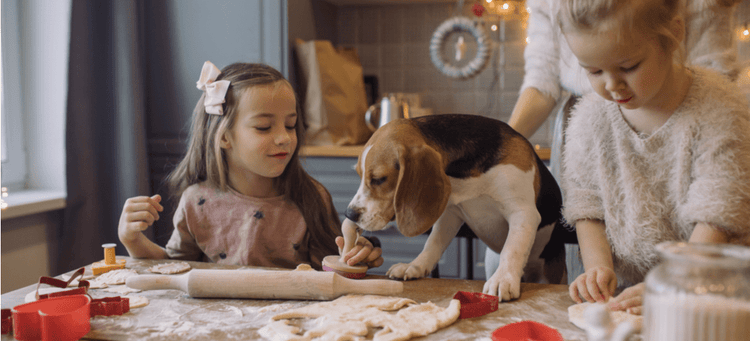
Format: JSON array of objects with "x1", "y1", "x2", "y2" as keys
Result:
[{"x1": 643, "y1": 242, "x2": 750, "y2": 341}]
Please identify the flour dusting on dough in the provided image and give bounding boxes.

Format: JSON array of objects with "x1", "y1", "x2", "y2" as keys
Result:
[
  {"x1": 93, "y1": 269, "x2": 139, "y2": 285},
  {"x1": 148, "y1": 262, "x2": 192, "y2": 274},
  {"x1": 266, "y1": 294, "x2": 461, "y2": 341}
]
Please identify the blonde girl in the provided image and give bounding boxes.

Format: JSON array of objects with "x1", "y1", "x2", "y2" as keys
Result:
[
  {"x1": 118, "y1": 61, "x2": 383, "y2": 270},
  {"x1": 557, "y1": 0, "x2": 750, "y2": 314}
]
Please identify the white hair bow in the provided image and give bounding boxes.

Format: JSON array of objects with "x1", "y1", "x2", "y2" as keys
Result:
[{"x1": 196, "y1": 61, "x2": 230, "y2": 115}]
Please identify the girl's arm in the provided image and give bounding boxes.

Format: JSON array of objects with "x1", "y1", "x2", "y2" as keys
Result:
[
  {"x1": 118, "y1": 195, "x2": 169, "y2": 259},
  {"x1": 509, "y1": 0, "x2": 563, "y2": 138},
  {"x1": 120, "y1": 231, "x2": 169, "y2": 259},
  {"x1": 569, "y1": 219, "x2": 617, "y2": 303},
  {"x1": 508, "y1": 87, "x2": 557, "y2": 138}
]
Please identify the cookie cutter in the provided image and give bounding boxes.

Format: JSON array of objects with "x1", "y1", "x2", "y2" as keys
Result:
[
  {"x1": 453, "y1": 291, "x2": 499, "y2": 319},
  {"x1": 1, "y1": 267, "x2": 132, "y2": 340},
  {"x1": 10, "y1": 294, "x2": 91, "y2": 341},
  {"x1": 90, "y1": 296, "x2": 130, "y2": 317},
  {"x1": 492, "y1": 320, "x2": 564, "y2": 341}
]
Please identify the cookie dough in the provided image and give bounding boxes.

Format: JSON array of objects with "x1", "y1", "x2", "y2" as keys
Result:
[
  {"x1": 93, "y1": 269, "x2": 139, "y2": 285},
  {"x1": 265, "y1": 295, "x2": 461, "y2": 341},
  {"x1": 148, "y1": 262, "x2": 192, "y2": 274},
  {"x1": 568, "y1": 301, "x2": 643, "y2": 332},
  {"x1": 103, "y1": 285, "x2": 142, "y2": 295},
  {"x1": 127, "y1": 295, "x2": 149, "y2": 309}
]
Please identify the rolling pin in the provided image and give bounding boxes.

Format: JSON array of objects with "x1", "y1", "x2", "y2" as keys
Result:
[{"x1": 125, "y1": 269, "x2": 403, "y2": 300}]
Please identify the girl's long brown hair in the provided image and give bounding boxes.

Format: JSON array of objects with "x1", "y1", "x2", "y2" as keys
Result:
[{"x1": 167, "y1": 62, "x2": 340, "y2": 266}]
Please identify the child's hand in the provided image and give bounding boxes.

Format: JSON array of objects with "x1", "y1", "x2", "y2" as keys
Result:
[
  {"x1": 335, "y1": 236, "x2": 384, "y2": 268},
  {"x1": 609, "y1": 282, "x2": 645, "y2": 315},
  {"x1": 118, "y1": 194, "x2": 163, "y2": 242},
  {"x1": 569, "y1": 266, "x2": 617, "y2": 303}
]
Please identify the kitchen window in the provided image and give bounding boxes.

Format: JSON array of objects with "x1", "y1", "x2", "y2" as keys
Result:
[{"x1": 1, "y1": 0, "x2": 69, "y2": 219}]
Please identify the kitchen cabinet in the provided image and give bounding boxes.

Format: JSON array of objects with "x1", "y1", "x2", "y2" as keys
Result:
[{"x1": 301, "y1": 153, "x2": 489, "y2": 280}]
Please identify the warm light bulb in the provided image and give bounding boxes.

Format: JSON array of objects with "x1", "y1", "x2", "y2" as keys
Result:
[
  {"x1": 486, "y1": 0, "x2": 491, "y2": 3},
  {"x1": 491, "y1": 24, "x2": 498, "y2": 31},
  {"x1": 744, "y1": 29, "x2": 749, "y2": 36},
  {"x1": 502, "y1": 3, "x2": 509, "y2": 10}
]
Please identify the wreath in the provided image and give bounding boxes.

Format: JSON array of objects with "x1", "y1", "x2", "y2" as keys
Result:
[{"x1": 429, "y1": 16, "x2": 491, "y2": 79}]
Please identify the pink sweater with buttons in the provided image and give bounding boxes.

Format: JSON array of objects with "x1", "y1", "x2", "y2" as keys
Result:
[{"x1": 165, "y1": 182, "x2": 325, "y2": 269}]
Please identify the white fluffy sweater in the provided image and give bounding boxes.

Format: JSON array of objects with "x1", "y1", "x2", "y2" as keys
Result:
[
  {"x1": 561, "y1": 68, "x2": 750, "y2": 284},
  {"x1": 522, "y1": 0, "x2": 739, "y2": 100}
]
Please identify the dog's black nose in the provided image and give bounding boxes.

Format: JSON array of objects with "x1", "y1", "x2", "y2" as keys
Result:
[{"x1": 345, "y1": 207, "x2": 360, "y2": 222}]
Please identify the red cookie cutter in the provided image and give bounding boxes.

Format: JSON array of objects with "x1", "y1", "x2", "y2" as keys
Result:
[
  {"x1": 10, "y1": 295, "x2": 91, "y2": 341},
  {"x1": 453, "y1": 291, "x2": 499, "y2": 319},
  {"x1": 492, "y1": 321, "x2": 564, "y2": 341},
  {"x1": 2, "y1": 267, "x2": 133, "y2": 340},
  {"x1": 90, "y1": 296, "x2": 130, "y2": 317}
]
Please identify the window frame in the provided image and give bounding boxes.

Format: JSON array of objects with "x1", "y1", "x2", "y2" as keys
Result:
[{"x1": 1, "y1": 0, "x2": 28, "y2": 191}]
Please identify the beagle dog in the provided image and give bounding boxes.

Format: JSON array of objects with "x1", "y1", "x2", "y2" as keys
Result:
[{"x1": 345, "y1": 114, "x2": 572, "y2": 301}]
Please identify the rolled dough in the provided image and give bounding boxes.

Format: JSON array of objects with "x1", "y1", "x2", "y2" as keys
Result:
[
  {"x1": 103, "y1": 285, "x2": 142, "y2": 295},
  {"x1": 568, "y1": 301, "x2": 642, "y2": 332},
  {"x1": 93, "y1": 269, "x2": 139, "y2": 285},
  {"x1": 266, "y1": 294, "x2": 461, "y2": 341},
  {"x1": 148, "y1": 262, "x2": 192, "y2": 274}
]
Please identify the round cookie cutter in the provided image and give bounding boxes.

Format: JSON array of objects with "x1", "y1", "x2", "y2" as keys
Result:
[{"x1": 492, "y1": 320, "x2": 564, "y2": 341}]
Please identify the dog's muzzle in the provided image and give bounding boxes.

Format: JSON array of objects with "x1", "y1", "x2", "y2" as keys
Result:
[{"x1": 345, "y1": 207, "x2": 361, "y2": 222}]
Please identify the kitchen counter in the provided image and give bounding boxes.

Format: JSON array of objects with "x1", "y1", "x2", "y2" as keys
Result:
[
  {"x1": 1, "y1": 258, "x2": 596, "y2": 340},
  {"x1": 301, "y1": 145, "x2": 552, "y2": 160}
]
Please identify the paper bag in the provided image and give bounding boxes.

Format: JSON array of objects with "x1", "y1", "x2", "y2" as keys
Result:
[{"x1": 294, "y1": 39, "x2": 372, "y2": 145}]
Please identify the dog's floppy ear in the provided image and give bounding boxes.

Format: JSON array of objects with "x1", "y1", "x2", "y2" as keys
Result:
[{"x1": 394, "y1": 144, "x2": 451, "y2": 237}]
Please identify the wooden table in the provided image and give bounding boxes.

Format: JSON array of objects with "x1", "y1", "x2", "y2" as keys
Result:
[{"x1": 2, "y1": 258, "x2": 593, "y2": 340}]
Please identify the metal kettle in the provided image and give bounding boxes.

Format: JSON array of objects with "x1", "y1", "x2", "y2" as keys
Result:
[{"x1": 365, "y1": 94, "x2": 410, "y2": 131}]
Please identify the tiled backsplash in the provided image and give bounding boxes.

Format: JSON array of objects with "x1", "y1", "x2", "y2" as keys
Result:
[{"x1": 336, "y1": 1, "x2": 750, "y2": 148}]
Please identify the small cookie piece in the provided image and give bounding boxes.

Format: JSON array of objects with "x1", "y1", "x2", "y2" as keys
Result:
[
  {"x1": 294, "y1": 264, "x2": 314, "y2": 271},
  {"x1": 148, "y1": 262, "x2": 192, "y2": 274},
  {"x1": 127, "y1": 295, "x2": 149, "y2": 309}
]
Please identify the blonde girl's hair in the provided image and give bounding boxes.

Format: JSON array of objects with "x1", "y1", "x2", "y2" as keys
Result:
[
  {"x1": 167, "y1": 63, "x2": 340, "y2": 264},
  {"x1": 555, "y1": 0, "x2": 686, "y2": 63}
]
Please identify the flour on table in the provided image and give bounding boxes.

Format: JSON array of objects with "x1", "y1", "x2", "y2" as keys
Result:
[
  {"x1": 93, "y1": 269, "x2": 138, "y2": 285},
  {"x1": 264, "y1": 294, "x2": 461, "y2": 341},
  {"x1": 568, "y1": 301, "x2": 642, "y2": 332},
  {"x1": 104, "y1": 285, "x2": 142, "y2": 294},
  {"x1": 127, "y1": 295, "x2": 149, "y2": 309},
  {"x1": 148, "y1": 262, "x2": 191, "y2": 274}
]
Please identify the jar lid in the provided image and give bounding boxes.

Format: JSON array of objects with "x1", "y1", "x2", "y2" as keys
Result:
[{"x1": 656, "y1": 242, "x2": 750, "y2": 268}]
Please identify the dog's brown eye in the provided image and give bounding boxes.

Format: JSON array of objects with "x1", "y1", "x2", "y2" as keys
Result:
[{"x1": 371, "y1": 177, "x2": 387, "y2": 186}]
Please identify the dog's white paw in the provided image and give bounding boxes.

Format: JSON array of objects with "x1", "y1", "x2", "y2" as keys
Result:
[
  {"x1": 483, "y1": 272, "x2": 521, "y2": 302},
  {"x1": 386, "y1": 262, "x2": 429, "y2": 280}
]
